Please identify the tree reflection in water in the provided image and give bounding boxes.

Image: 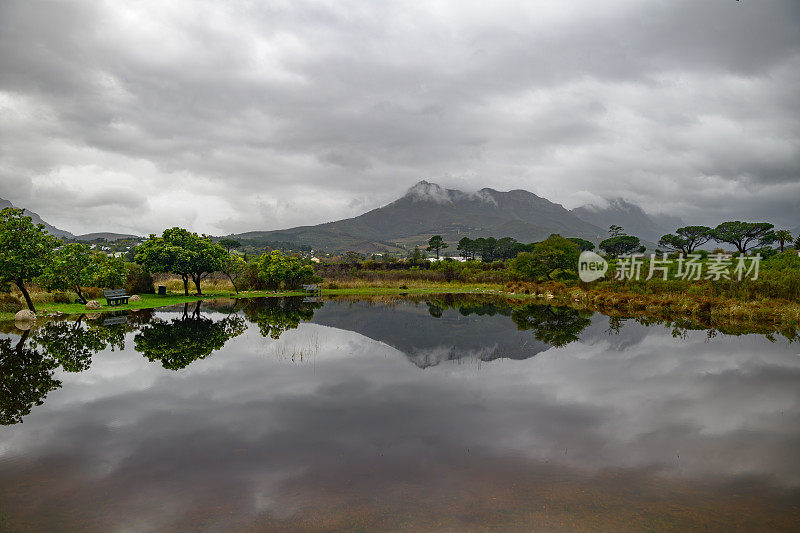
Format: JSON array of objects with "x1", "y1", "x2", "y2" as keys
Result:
[
  {"x1": 242, "y1": 297, "x2": 322, "y2": 340},
  {"x1": 511, "y1": 303, "x2": 593, "y2": 347},
  {"x1": 134, "y1": 301, "x2": 246, "y2": 370},
  {"x1": 1, "y1": 316, "x2": 129, "y2": 425}
]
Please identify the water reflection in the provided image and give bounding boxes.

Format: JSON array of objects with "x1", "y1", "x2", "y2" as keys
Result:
[
  {"x1": 134, "y1": 301, "x2": 246, "y2": 370},
  {"x1": 0, "y1": 296, "x2": 799, "y2": 530}
]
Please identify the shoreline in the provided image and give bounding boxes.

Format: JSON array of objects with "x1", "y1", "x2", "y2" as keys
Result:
[{"x1": 3, "y1": 282, "x2": 798, "y2": 335}]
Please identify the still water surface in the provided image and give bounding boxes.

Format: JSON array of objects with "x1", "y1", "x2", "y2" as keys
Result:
[{"x1": 1, "y1": 296, "x2": 799, "y2": 531}]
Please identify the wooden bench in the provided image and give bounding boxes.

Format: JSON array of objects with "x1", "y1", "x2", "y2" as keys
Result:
[
  {"x1": 103, "y1": 289, "x2": 130, "y2": 306},
  {"x1": 302, "y1": 284, "x2": 320, "y2": 293}
]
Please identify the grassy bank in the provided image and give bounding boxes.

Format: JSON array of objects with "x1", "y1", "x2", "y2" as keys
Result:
[
  {"x1": 2, "y1": 276, "x2": 798, "y2": 334},
  {"x1": 0, "y1": 283, "x2": 503, "y2": 322}
]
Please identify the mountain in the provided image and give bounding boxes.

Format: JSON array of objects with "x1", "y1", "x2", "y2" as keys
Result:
[
  {"x1": 571, "y1": 198, "x2": 684, "y2": 243},
  {"x1": 0, "y1": 197, "x2": 75, "y2": 239},
  {"x1": 232, "y1": 181, "x2": 605, "y2": 253},
  {"x1": 74, "y1": 232, "x2": 140, "y2": 242}
]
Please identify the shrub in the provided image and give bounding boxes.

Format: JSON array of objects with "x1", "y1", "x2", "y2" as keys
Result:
[
  {"x1": 53, "y1": 292, "x2": 73, "y2": 303},
  {"x1": 0, "y1": 293, "x2": 23, "y2": 313},
  {"x1": 82, "y1": 286, "x2": 103, "y2": 300},
  {"x1": 126, "y1": 263, "x2": 155, "y2": 294}
]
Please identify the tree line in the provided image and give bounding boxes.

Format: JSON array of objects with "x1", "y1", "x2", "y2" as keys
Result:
[{"x1": 0, "y1": 207, "x2": 319, "y2": 313}]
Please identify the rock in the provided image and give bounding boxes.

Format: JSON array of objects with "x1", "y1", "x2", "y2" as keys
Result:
[
  {"x1": 14, "y1": 309, "x2": 36, "y2": 322},
  {"x1": 129, "y1": 295, "x2": 142, "y2": 302},
  {"x1": 85, "y1": 300, "x2": 102, "y2": 310}
]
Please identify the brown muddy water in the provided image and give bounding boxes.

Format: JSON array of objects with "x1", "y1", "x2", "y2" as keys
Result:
[{"x1": 1, "y1": 296, "x2": 799, "y2": 531}]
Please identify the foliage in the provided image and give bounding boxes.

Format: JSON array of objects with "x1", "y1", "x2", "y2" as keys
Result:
[
  {"x1": 135, "y1": 227, "x2": 228, "y2": 295},
  {"x1": 712, "y1": 221, "x2": 775, "y2": 254},
  {"x1": 242, "y1": 297, "x2": 322, "y2": 339},
  {"x1": 426, "y1": 235, "x2": 448, "y2": 259},
  {"x1": 218, "y1": 238, "x2": 242, "y2": 252},
  {"x1": 774, "y1": 230, "x2": 793, "y2": 252},
  {"x1": 257, "y1": 250, "x2": 317, "y2": 290},
  {"x1": 509, "y1": 235, "x2": 580, "y2": 281},
  {"x1": 567, "y1": 237, "x2": 595, "y2": 251},
  {"x1": 222, "y1": 254, "x2": 248, "y2": 293},
  {"x1": 94, "y1": 254, "x2": 126, "y2": 289},
  {"x1": 511, "y1": 304, "x2": 592, "y2": 347},
  {"x1": 134, "y1": 303, "x2": 246, "y2": 370},
  {"x1": 658, "y1": 226, "x2": 713, "y2": 254},
  {"x1": 0, "y1": 207, "x2": 60, "y2": 312},
  {"x1": 125, "y1": 263, "x2": 155, "y2": 294},
  {"x1": 43, "y1": 243, "x2": 97, "y2": 303},
  {"x1": 406, "y1": 246, "x2": 426, "y2": 264},
  {"x1": 0, "y1": 331, "x2": 61, "y2": 425},
  {"x1": 0, "y1": 293, "x2": 24, "y2": 313},
  {"x1": 599, "y1": 235, "x2": 643, "y2": 257},
  {"x1": 608, "y1": 224, "x2": 624, "y2": 237}
]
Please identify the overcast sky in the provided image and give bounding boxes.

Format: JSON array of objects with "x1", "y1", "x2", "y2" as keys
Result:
[{"x1": 0, "y1": 0, "x2": 798, "y2": 235}]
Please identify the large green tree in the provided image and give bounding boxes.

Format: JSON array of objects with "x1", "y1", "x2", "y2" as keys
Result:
[
  {"x1": 509, "y1": 235, "x2": 581, "y2": 281},
  {"x1": 44, "y1": 243, "x2": 97, "y2": 304},
  {"x1": 457, "y1": 237, "x2": 475, "y2": 260},
  {"x1": 567, "y1": 237, "x2": 595, "y2": 252},
  {"x1": 774, "y1": 230, "x2": 793, "y2": 252},
  {"x1": 658, "y1": 225, "x2": 713, "y2": 254},
  {"x1": 135, "y1": 227, "x2": 228, "y2": 295},
  {"x1": 257, "y1": 250, "x2": 317, "y2": 290},
  {"x1": 426, "y1": 235, "x2": 447, "y2": 259},
  {"x1": 0, "y1": 208, "x2": 59, "y2": 312},
  {"x1": 712, "y1": 221, "x2": 775, "y2": 254},
  {"x1": 599, "y1": 235, "x2": 643, "y2": 257}
]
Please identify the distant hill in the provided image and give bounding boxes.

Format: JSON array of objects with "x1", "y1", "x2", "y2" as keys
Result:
[
  {"x1": 74, "y1": 232, "x2": 141, "y2": 242},
  {"x1": 0, "y1": 197, "x2": 75, "y2": 239},
  {"x1": 230, "y1": 181, "x2": 605, "y2": 253},
  {"x1": 571, "y1": 198, "x2": 684, "y2": 243}
]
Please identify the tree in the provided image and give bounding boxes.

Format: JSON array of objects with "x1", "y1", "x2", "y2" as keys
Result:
[
  {"x1": 407, "y1": 246, "x2": 426, "y2": 264},
  {"x1": 0, "y1": 208, "x2": 59, "y2": 312},
  {"x1": 474, "y1": 237, "x2": 498, "y2": 262},
  {"x1": 426, "y1": 235, "x2": 448, "y2": 259},
  {"x1": 343, "y1": 251, "x2": 364, "y2": 265},
  {"x1": 135, "y1": 227, "x2": 227, "y2": 295},
  {"x1": 457, "y1": 237, "x2": 475, "y2": 260},
  {"x1": 774, "y1": 230, "x2": 793, "y2": 252},
  {"x1": 712, "y1": 221, "x2": 775, "y2": 254},
  {"x1": 495, "y1": 237, "x2": 518, "y2": 260},
  {"x1": 257, "y1": 250, "x2": 317, "y2": 290},
  {"x1": 0, "y1": 330, "x2": 61, "y2": 425},
  {"x1": 795, "y1": 234, "x2": 800, "y2": 250},
  {"x1": 218, "y1": 238, "x2": 242, "y2": 253},
  {"x1": 609, "y1": 225, "x2": 624, "y2": 237},
  {"x1": 567, "y1": 237, "x2": 595, "y2": 252},
  {"x1": 94, "y1": 254, "x2": 127, "y2": 289},
  {"x1": 222, "y1": 254, "x2": 247, "y2": 293},
  {"x1": 45, "y1": 243, "x2": 97, "y2": 304},
  {"x1": 658, "y1": 226, "x2": 713, "y2": 255},
  {"x1": 599, "y1": 235, "x2": 642, "y2": 257},
  {"x1": 509, "y1": 235, "x2": 581, "y2": 281}
]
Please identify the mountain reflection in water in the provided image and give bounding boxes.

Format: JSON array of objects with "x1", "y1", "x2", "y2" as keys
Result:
[{"x1": 0, "y1": 296, "x2": 798, "y2": 531}]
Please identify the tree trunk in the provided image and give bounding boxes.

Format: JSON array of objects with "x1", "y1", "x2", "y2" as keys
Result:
[
  {"x1": 15, "y1": 279, "x2": 35, "y2": 313},
  {"x1": 181, "y1": 274, "x2": 189, "y2": 296},
  {"x1": 75, "y1": 285, "x2": 87, "y2": 304},
  {"x1": 193, "y1": 274, "x2": 202, "y2": 295},
  {"x1": 225, "y1": 272, "x2": 239, "y2": 293}
]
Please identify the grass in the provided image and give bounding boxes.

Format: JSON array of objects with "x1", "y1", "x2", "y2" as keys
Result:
[
  {"x1": 2, "y1": 275, "x2": 798, "y2": 334},
  {"x1": 0, "y1": 283, "x2": 504, "y2": 322}
]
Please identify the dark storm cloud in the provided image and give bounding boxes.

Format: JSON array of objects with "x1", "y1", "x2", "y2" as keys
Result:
[{"x1": 0, "y1": 0, "x2": 798, "y2": 234}]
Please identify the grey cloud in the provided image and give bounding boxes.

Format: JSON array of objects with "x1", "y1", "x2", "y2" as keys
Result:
[{"x1": 0, "y1": 0, "x2": 798, "y2": 234}]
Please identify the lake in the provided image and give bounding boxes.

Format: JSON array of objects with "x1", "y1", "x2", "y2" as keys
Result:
[{"x1": 1, "y1": 295, "x2": 799, "y2": 531}]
